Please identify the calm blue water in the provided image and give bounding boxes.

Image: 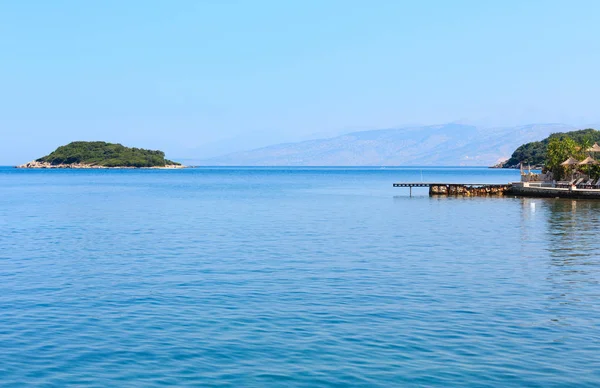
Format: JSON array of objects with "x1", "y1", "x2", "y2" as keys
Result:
[{"x1": 1, "y1": 166, "x2": 600, "y2": 386}]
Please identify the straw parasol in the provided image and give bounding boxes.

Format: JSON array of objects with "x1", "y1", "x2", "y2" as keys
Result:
[
  {"x1": 561, "y1": 157, "x2": 580, "y2": 181},
  {"x1": 578, "y1": 156, "x2": 598, "y2": 165},
  {"x1": 587, "y1": 143, "x2": 600, "y2": 153},
  {"x1": 577, "y1": 156, "x2": 598, "y2": 181},
  {"x1": 561, "y1": 157, "x2": 579, "y2": 166}
]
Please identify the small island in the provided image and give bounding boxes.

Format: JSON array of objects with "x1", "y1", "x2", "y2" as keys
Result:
[{"x1": 17, "y1": 141, "x2": 183, "y2": 169}]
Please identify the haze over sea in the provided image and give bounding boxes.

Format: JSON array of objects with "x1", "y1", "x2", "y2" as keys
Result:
[{"x1": 2, "y1": 166, "x2": 600, "y2": 386}]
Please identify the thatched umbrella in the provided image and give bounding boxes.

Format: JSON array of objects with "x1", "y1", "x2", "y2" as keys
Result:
[
  {"x1": 587, "y1": 143, "x2": 600, "y2": 153},
  {"x1": 561, "y1": 157, "x2": 580, "y2": 182},
  {"x1": 561, "y1": 157, "x2": 579, "y2": 166},
  {"x1": 578, "y1": 156, "x2": 598, "y2": 165},
  {"x1": 578, "y1": 156, "x2": 598, "y2": 182}
]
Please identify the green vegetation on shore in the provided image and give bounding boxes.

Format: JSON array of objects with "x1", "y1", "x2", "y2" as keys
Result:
[
  {"x1": 37, "y1": 141, "x2": 181, "y2": 167},
  {"x1": 504, "y1": 129, "x2": 600, "y2": 168}
]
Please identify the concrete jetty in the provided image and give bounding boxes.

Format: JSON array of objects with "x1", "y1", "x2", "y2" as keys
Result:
[{"x1": 508, "y1": 182, "x2": 600, "y2": 199}]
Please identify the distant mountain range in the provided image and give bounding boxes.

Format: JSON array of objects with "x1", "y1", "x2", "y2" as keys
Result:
[{"x1": 200, "y1": 123, "x2": 582, "y2": 166}]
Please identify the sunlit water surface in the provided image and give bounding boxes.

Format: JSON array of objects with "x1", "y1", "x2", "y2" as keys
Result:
[{"x1": 1, "y1": 167, "x2": 599, "y2": 386}]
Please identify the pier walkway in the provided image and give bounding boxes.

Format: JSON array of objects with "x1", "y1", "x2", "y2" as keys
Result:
[{"x1": 393, "y1": 183, "x2": 511, "y2": 196}]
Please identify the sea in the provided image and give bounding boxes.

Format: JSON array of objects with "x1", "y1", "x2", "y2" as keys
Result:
[{"x1": 1, "y1": 166, "x2": 600, "y2": 387}]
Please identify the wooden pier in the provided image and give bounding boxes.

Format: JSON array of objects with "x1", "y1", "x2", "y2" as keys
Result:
[
  {"x1": 395, "y1": 181, "x2": 600, "y2": 199},
  {"x1": 393, "y1": 183, "x2": 511, "y2": 197}
]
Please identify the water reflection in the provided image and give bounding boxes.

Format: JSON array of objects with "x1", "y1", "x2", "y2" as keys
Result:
[
  {"x1": 521, "y1": 199, "x2": 600, "y2": 328},
  {"x1": 543, "y1": 199, "x2": 600, "y2": 262}
]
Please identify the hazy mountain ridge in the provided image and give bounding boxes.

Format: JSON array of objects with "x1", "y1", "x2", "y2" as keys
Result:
[{"x1": 202, "y1": 123, "x2": 578, "y2": 166}]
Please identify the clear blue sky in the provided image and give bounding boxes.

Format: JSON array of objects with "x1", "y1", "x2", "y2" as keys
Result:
[{"x1": 2, "y1": 0, "x2": 600, "y2": 164}]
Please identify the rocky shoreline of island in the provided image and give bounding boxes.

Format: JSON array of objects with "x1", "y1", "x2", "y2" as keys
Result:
[{"x1": 16, "y1": 161, "x2": 184, "y2": 169}]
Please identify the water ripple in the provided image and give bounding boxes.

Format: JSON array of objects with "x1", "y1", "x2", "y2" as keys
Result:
[{"x1": 1, "y1": 168, "x2": 600, "y2": 386}]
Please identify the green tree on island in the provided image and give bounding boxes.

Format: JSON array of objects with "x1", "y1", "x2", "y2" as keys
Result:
[{"x1": 545, "y1": 136, "x2": 584, "y2": 180}]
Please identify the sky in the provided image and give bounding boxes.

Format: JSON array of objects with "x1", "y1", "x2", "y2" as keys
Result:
[{"x1": 2, "y1": 0, "x2": 600, "y2": 164}]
